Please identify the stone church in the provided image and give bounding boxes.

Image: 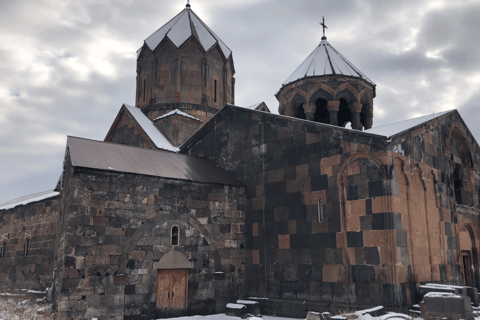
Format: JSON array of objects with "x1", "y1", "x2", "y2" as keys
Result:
[{"x1": 1, "y1": 3, "x2": 480, "y2": 320}]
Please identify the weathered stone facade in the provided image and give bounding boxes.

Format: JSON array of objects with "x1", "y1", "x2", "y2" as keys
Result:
[
  {"x1": 0, "y1": 195, "x2": 59, "y2": 292},
  {"x1": 50, "y1": 149, "x2": 245, "y2": 319},
  {"x1": 180, "y1": 106, "x2": 480, "y2": 315}
]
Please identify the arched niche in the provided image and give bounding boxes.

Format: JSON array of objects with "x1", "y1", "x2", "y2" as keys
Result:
[
  {"x1": 449, "y1": 130, "x2": 475, "y2": 206},
  {"x1": 459, "y1": 224, "x2": 478, "y2": 287},
  {"x1": 290, "y1": 95, "x2": 306, "y2": 119},
  {"x1": 154, "y1": 251, "x2": 193, "y2": 270},
  {"x1": 338, "y1": 98, "x2": 351, "y2": 127}
]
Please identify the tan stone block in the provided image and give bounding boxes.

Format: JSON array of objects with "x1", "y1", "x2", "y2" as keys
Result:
[
  {"x1": 286, "y1": 177, "x2": 311, "y2": 193},
  {"x1": 68, "y1": 268, "x2": 79, "y2": 278},
  {"x1": 278, "y1": 234, "x2": 290, "y2": 249},
  {"x1": 268, "y1": 169, "x2": 284, "y2": 183},
  {"x1": 252, "y1": 250, "x2": 260, "y2": 264},
  {"x1": 76, "y1": 256, "x2": 85, "y2": 269},
  {"x1": 130, "y1": 251, "x2": 146, "y2": 260},
  {"x1": 322, "y1": 265, "x2": 348, "y2": 283},
  {"x1": 374, "y1": 265, "x2": 387, "y2": 283},
  {"x1": 395, "y1": 265, "x2": 409, "y2": 283},
  {"x1": 322, "y1": 166, "x2": 333, "y2": 177},
  {"x1": 372, "y1": 196, "x2": 393, "y2": 214},
  {"x1": 296, "y1": 164, "x2": 309, "y2": 178},
  {"x1": 357, "y1": 144, "x2": 370, "y2": 153},
  {"x1": 145, "y1": 210, "x2": 156, "y2": 219},
  {"x1": 105, "y1": 228, "x2": 125, "y2": 236},
  {"x1": 249, "y1": 125, "x2": 259, "y2": 137},
  {"x1": 104, "y1": 245, "x2": 121, "y2": 256},
  {"x1": 85, "y1": 255, "x2": 95, "y2": 266},
  {"x1": 347, "y1": 199, "x2": 366, "y2": 217},
  {"x1": 424, "y1": 132, "x2": 433, "y2": 144},
  {"x1": 347, "y1": 161, "x2": 361, "y2": 176},
  {"x1": 303, "y1": 190, "x2": 326, "y2": 206},
  {"x1": 93, "y1": 217, "x2": 109, "y2": 226},
  {"x1": 306, "y1": 133, "x2": 321, "y2": 145},
  {"x1": 346, "y1": 247, "x2": 356, "y2": 264},
  {"x1": 336, "y1": 233, "x2": 344, "y2": 248},
  {"x1": 147, "y1": 195, "x2": 155, "y2": 204},
  {"x1": 252, "y1": 197, "x2": 263, "y2": 210},
  {"x1": 278, "y1": 129, "x2": 292, "y2": 140},
  {"x1": 346, "y1": 215, "x2": 360, "y2": 232},
  {"x1": 95, "y1": 255, "x2": 110, "y2": 265},
  {"x1": 252, "y1": 223, "x2": 259, "y2": 237}
]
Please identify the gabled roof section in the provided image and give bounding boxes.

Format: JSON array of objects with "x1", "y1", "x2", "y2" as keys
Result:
[
  {"x1": 0, "y1": 190, "x2": 59, "y2": 211},
  {"x1": 242, "y1": 102, "x2": 271, "y2": 113},
  {"x1": 154, "y1": 109, "x2": 202, "y2": 122},
  {"x1": 138, "y1": 5, "x2": 232, "y2": 59},
  {"x1": 283, "y1": 39, "x2": 375, "y2": 86},
  {"x1": 366, "y1": 110, "x2": 454, "y2": 138},
  {"x1": 67, "y1": 136, "x2": 242, "y2": 186},
  {"x1": 106, "y1": 104, "x2": 178, "y2": 152}
]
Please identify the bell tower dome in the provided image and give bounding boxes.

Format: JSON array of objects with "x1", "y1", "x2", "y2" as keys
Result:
[
  {"x1": 135, "y1": 2, "x2": 235, "y2": 123},
  {"x1": 276, "y1": 20, "x2": 375, "y2": 130}
]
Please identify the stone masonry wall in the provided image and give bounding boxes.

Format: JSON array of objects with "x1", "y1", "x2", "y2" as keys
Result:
[
  {"x1": 154, "y1": 114, "x2": 203, "y2": 147},
  {"x1": 0, "y1": 196, "x2": 60, "y2": 292},
  {"x1": 106, "y1": 110, "x2": 153, "y2": 149},
  {"x1": 182, "y1": 107, "x2": 480, "y2": 314},
  {"x1": 55, "y1": 156, "x2": 246, "y2": 320}
]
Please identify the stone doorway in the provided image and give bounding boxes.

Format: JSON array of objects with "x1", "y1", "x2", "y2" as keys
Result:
[{"x1": 156, "y1": 269, "x2": 188, "y2": 317}]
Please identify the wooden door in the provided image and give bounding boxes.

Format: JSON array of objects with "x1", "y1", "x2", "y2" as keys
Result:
[
  {"x1": 462, "y1": 252, "x2": 473, "y2": 287},
  {"x1": 156, "y1": 269, "x2": 188, "y2": 317}
]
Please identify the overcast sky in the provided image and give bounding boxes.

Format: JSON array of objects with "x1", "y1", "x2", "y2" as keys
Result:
[{"x1": 1, "y1": 0, "x2": 480, "y2": 204}]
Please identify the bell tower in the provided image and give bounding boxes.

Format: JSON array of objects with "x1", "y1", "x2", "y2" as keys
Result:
[
  {"x1": 135, "y1": 2, "x2": 235, "y2": 124},
  {"x1": 276, "y1": 18, "x2": 375, "y2": 130}
]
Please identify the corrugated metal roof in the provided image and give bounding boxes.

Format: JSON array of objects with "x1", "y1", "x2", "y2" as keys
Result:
[
  {"x1": 123, "y1": 104, "x2": 179, "y2": 152},
  {"x1": 67, "y1": 136, "x2": 242, "y2": 186},
  {"x1": 0, "y1": 190, "x2": 59, "y2": 211},
  {"x1": 138, "y1": 5, "x2": 232, "y2": 59},
  {"x1": 283, "y1": 39, "x2": 375, "y2": 86}
]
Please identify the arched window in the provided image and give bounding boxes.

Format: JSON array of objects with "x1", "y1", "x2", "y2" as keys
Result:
[
  {"x1": 314, "y1": 98, "x2": 329, "y2": 124},
  {"x1": 171, "y1": 226, "x2": 179, "y2": 246},
  {"x1": 0, "y1": 241, "x2": 5, "y2": 258},
  {"x1": 297, "y1": 104, "x2": 306, "y2": 119}
]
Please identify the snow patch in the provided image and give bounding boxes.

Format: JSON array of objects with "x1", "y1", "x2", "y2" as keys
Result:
[
  {"x1": 0, "y1": 190, "x2": 59, "y2": 211},
  {"x1": 154, "y1": 109, "x2": 202, "y2": 122},
  {"x1": 226, "y1": 303, "x2": 245, "y2": 309},
  {"x1": 424, "y1": 292, "x2": 462, "y2": 298}
]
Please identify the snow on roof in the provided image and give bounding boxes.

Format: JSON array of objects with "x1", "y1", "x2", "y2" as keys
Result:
[
  {"x1": 0, "y1": 190, "x2": 59, "y2": 211},
  {"x1": 153, "y1": 109, "x2": 202, "y2": 121},
  {"x1": 365, "y1": 110, "x2": 453, "y2": 138},
  {"x1": 123, "y1": 104, "x2": 179, "y2": 152},
  {"x1": 139, "y1": 5, "x2": 232, "y2": 59},
  {"x1": 245, "y1": 102, "x2": 262, "y2": 110},
  {"x1": 283, "y1": 39, "x2": 375, "y2": 86}
]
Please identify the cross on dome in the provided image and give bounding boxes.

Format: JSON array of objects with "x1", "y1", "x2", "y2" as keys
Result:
[{"x1": 320, "y1": 16, "x2": 328, "y2": 40}]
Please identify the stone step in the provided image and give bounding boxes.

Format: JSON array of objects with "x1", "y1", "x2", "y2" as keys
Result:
[{"x1": 236, "y1": 299, "x2": 261, "y2": 317}]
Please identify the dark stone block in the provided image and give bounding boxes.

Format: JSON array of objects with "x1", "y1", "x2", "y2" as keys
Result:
[
  {"x1": 369, "y1": 181, "x2": 386, "y2": 197},
  {"x1": 351, "y1": 265, "x2": 375, "y2": 284},
  {"x1": 335, "y1": 248, "x2": 343, "y2": 264},
  {"x1": 290, "y1": 234, "x2": 310, "y2": 249},
  {"x1": 64, "y1": 256, "x2": 76, "y2": 268},
  {"x1": 355, "y1": 247, "x2": 365, "y2": 265},
  {"x1": 346, "y1": 185, "x2": 358, "y2": 201},
  {"x1": 347, "y1": 231, "x2": 363, "y2": 247},
  {"x1": 328, "y1": 217, "x2": 341, "y2": 232},
  {"x1": 447, "y1": 236, "x2": 456, "y2": 250},
  {"x1": 360, "y1": 215, "x2": 372, "y2": 231},
  {"x1": 311, "y1": 233, "x2": 336, "y2": 248},
  {"x1": 396, "y1": 230, "x2": 408, "y2": 247},
  {"x1": 125, "y1": 285, "x2": 135, "y2": 295},
  {"x1": 365, "y1": 198, "x2": 372, "y2": 215},
  {"x1": 311, "y1": 175, "x2": 329, "y2": 191},
  {"x1": 127, "y1": 259, "x2": 135, "y2": 269},
  {"x1": 364, "y1": 247, "x2": 380, "y2": 265},
  {"x1": 264, "y1": 182, "x2": 286, "y2": 196},
  {"x1": 371, "y1": 212, "x2": 402, "y2": 230}
]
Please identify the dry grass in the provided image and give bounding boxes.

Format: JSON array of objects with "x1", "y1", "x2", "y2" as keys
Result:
[
  {"x1": 0, "y1": 295, "x2": 57, "y2": 320},
  {"x1": 330, "y1": 308, "x2": 360, "y2": 319}
]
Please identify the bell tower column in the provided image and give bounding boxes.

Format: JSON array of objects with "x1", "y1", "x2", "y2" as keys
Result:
[
  {"x1": 365, "y1": 109, "x2": 373, "y2": 130},
  {"x1": 349, "y1": 102, "x2": 362, "y2": 130},
  {"x1": 304, "y1": 103, "x2": 316, "y2": 121},
  {"x1": 327, "y1": 101, "x2": 340, "y2": 126}
]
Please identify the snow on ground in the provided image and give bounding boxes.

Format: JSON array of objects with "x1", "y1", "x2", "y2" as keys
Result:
[{"x1": 0, "y1": 296, "x2": 54, "y2": 320}]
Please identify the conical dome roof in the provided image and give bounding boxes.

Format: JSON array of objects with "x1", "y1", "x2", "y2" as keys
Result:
[
  {"x1": 138, "y1": 4, "x2": 232, "y2": 59},
  {"x1": 283, "y1": 39, "x2": 375, "y2": 86}
]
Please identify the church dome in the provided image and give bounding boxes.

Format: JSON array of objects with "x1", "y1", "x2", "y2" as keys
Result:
[
  {"x1": 283, "y1": 38, "x2": 375, "y2": 87},
  {"x1": 276, "y1": 30, "x2": 376, "y2": 131},
  {"x1": 138, "y1": 4, "x2": 232, "y2": 59}
]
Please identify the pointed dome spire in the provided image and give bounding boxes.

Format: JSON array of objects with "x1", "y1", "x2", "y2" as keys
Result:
[
  {"x1": 283, "y1": 39, "x2": 375, "y2": 86},
  {"x1": 139, "y1": 5, "x2": 231, "y2": 59}
]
